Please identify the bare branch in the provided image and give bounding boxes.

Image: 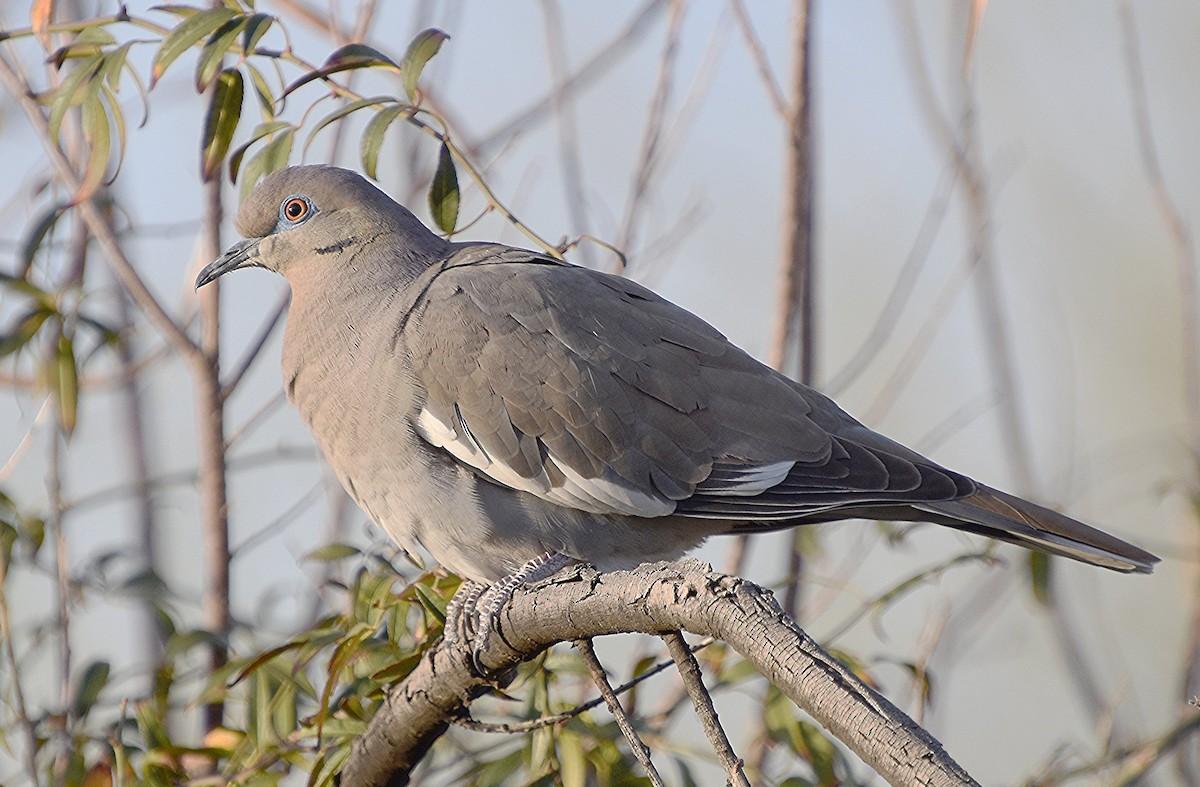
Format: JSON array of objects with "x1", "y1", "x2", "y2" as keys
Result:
[
  {"x1": 575, "y1": 637, "x2": 665, "y2": 786},
  {"x1": 0, "y1": 551, "x2": 41, "y2": 787},
  {"x1": 197, "y1": 164, "x2": 230, "y2": 733},
  {"x1": 728, "y1": 0, "x2": 788, "y2": 118},
  {"x1": 1115, "y1": 8, "x2": 1200, "y2": 783},
  {"x1": 342, "y1": 561, "x2": 980, "y2": 787},
  {"x1": 661, "y1": 630, "x2": 749, "y2": 786},
  {"x1": 0, "y1": 52, "x2": 201, "y2": 364},
  {"x1": 538, "y1": 0, "x2": 593, "y2": 267},
  {"x1": 616, "y1": 0, "x2": 685, "y2": 255},
  {"x1": 220, "y1": 291, "x2": 290, "y2": 400},
  {"x1": 478, "y1": 0, "x2": 668, "y2": 156}
]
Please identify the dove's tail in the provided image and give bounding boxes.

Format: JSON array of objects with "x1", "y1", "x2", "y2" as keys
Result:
[{"x1": 913, "y1": 485, "x2": 1158, "y2": 573}]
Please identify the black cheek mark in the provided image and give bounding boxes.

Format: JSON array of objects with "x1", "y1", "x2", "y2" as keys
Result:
[{"x1": 315, "y1": 236, "x2": 360, "y2": 255}]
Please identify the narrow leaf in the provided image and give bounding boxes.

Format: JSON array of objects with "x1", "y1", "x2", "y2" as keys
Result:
[
  {"x1": 239, "y1": 127, "x2": 293, "y2": 197},
  {"x1": 281, "y1": 43, "x2": 399, "y2": 98},
  {"x1": 18, "y1": 203, "x2": 68, "y2": 274},
  {"x1": 401, "y1": 29, "x2": 449, "y2": 100},
  {"x1": 358, "y1": 104, "x2": 409, "y2": 180},
  {"x1": 48, "y1": 27, "x2": 116, "y2": 67},
  {"x1": 227, "y1": 120, "x2": 291, "y2": 182},
  {"x1": 72, "y1": 661, "x2": 111, "y2": 719},
  {"x1": 428, "y1": 141, "x2": 459, "y2": 234},
  {"x1": 239, "y1": 13, "x2": 273, "y2": 55},
  {"x1": 47, "y1": 55, "x2": 103, "y2": 144},
  {"x1": 100, "y1": 84, "x2": 127, "y2": 181},
  {"x1": 302, "y1": 96, "x2": 394, "y2": 159},
  {"x1": 304, "y1": 543, "x2": 359, "y2": 562},
  {"x1": 150, "y1": 7, "x2": 238, "y2": 87},
  {"x1": 0, "y1": 309, "x2": 53, "y2": 358},
  {"x1": 1029, "y1": 550, "x2": 1053, "y2": 606},
  {"x1": 55, "y1": 332, "x2": 79, "y2": 437},
  {"x1": 194, "y1": 16, "x2": 247, "y2": 91},
  {"x1": 75, "y1": 97, "x2": 111, "y2": 203},
  {"x1": 243, "y1": 61, "x2": 276, "y2": 120},
  {"x1": 201, "y1": 68, "x2": 243, "y2": 181}
]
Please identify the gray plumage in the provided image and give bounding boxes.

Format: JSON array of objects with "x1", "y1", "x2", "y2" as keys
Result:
[{"x1": 197, "y1": 165, "x2": 1158, "y2": 585}]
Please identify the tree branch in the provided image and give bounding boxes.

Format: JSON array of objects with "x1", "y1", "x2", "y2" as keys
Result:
[
  {"x1": 575, "y1": 637, "x2": 665, "y2": 786},
  {"x1": 341, "y1": 560, "x2": 979, "y2": 787},
  {"x1": 662, "y1": 630, "x2": 749, "y2": 786}
]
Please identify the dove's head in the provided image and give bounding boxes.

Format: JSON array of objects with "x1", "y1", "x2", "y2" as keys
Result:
[{"x1": 197, "y1": 165, "x2": 446, "y2": 288}]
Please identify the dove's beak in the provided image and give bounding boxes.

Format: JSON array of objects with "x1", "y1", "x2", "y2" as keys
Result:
[{"x1": 196, "y1": 238, "x2": 262, "y2": 288}]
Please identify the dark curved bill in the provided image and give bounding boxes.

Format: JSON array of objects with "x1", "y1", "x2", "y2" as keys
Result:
[{"x1": 196, "y1": 238, "x2": 262, "y2": 288}]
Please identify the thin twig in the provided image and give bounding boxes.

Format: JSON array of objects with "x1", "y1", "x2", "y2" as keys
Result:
[
  {"x1": 538, "y1": 0, "x2": 593, "y2": 267},
  {"x1": 197, "y1": 158, "x2": 230, "y2": 733},
  {"x1": 224, "y1": 389, "x2": 288, "y2": 450},
  {"x1": 823, "y1": 164, "x2": 959, "y2": 396},
  {"x1": 455, "y1": 637, "x2": 715, "y2": 734},
  {"x1": 727, "y1": 0, "x2": 788, "y2": 118},
  {"x1": 115, "y1": 282, "x2": 165, "y2": 666},
  {"x1": 769, "y1": 0, "x2": 815, "y2": 628},
  {"x1": 662, "y1": 631, "x2": 749, "y2": 786},
  {"x1": 574, "y1": 638, "x2": 666, "y2": 787},
  {"x1": 1116, "y1": 7, "x2": 1200, "y2": 783},
  {"x1": 477, "y1": 0, "x2": 667, "y2": 156},
  {"x1": 48, "y1": 419, "x2": 71, "y2": 773},
  {"x1": 0, "y1": 552, "x2": 42, "y2": 787},
  {"x1": 219, "y1": 290, "x2": 290, "y2": 399},
  {"x1": 616, "y1": 0, "x2": 685, "y2": 256},
  {"x1": 0, "y1": 52, "x2": 201, "y2": 364}
]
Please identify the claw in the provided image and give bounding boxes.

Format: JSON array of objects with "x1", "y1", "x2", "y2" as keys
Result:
[
  {"x1": 443, "y1": 551, "x2": 576, "y2": 671},
  {"x1": 444, "y1": 579, "x2": 486, "y2": 644}
]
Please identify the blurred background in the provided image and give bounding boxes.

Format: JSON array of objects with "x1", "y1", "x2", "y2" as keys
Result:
[{"x1": 0, "y1": 1, "x2": 1194, "y2": 784}]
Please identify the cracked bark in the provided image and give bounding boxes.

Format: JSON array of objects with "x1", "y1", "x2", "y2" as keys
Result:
[{"x1": 341, "y1": 560, "x2": 978, "y2": 787}]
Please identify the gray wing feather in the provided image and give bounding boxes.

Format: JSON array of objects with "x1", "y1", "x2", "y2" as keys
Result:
[{"x1": 405, "y1": 247, "x2": 961, "y2": 519}]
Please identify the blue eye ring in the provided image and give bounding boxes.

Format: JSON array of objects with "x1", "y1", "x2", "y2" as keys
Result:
[{"x1": 280, "y1": 195, "x2": 314, "y2": 225}]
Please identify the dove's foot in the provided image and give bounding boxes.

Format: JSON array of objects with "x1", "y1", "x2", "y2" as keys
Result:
[
  {"x1": 444, "y1": 551, "x2": 576, "y2": 673},
  {"x1": 444, "y1": 579, "x2": 487, "y2": 644}
]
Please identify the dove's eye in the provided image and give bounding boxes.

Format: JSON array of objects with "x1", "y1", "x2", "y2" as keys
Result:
[{"x1": 281, "y1": 197, "x2": 311, "y2": 224}]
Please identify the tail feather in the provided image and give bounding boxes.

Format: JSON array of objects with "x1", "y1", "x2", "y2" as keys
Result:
[{"x1": 917, "y1": 485, "x2": 1158, "y2": 574}]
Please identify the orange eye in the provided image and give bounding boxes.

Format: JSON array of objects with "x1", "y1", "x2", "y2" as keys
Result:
[{"x1": 283, "y1": 197, "x2": 309, "y2": 221}]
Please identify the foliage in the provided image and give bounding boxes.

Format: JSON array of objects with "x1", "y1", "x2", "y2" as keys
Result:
[{"x1": 0, "y1": 5, "x2": 851, "y2": 784}]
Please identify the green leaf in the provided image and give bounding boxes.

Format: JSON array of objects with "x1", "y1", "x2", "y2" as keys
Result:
[
  {"x1": 797, "y1": 720, "x2": 839, "y2": 786},
  {"x1": 243, "y1": 61, "x2": 276, "y2": 120},
  {"x1": 47, "y1": 55, "x2": 104, "y2": 145},
  {"x1": 201, "y1": 68, "x2": 243, "y2": 181},
  {"x1": 238, "y1": 126, "x2": 293, "y2": 197},
  {"x1": 366, "y1": 651, "x2": 420, "y2": 683},
  {"x1": 54, "y1": 330, "x2": 79, "y2": 437},
  {"x1": 227, "y1": 119, "x2": 290, "y2": 182},
  {"x1": 428, "y1": 141, "x2": 459, "y2": 234},
  {"x1": 281, "y1": 43, "x2": 399, "y2": 99},
  {"x1": 72, "y1": 660, "x2": 111, "y2": 719},
  {"x1": 0, "y1": 309, "x2": 53, "y2": 358},
  {"x1": 239, "y1": 13, "x2": 273, "y2": 55},
  {"x1": 358, "y1": 104, "x2": 410, "y2": 180},
  {"x1": 1029, "y1": 550, "x2": 1053, "y2": 606},
  {"x1": 101, "y1": 41, "x2": 135, "y2": 89},
  {"x1": 304, "y1": 543, "x2": 359, "y2": 562},
  {"x1": 408, "y1": 579, "x2": 446, "y2": 624},
  {"x1": 558, "y1": 728, "x2": 588, "y2": 787},
  {"x1": 303, "y1": 96, "x2": 394, "y2": 159},
  {"x1": 18, "y1": 203, "x2": 68, "y2": 274},
  {"x1": 195, "y1": 16, "x2": 248, "y2": 91},
  {"x1": 47, "y1": 27, "x2": 117, "y2": 67},
  {"x1": 100, "y1": 83, "x2": 127, "y2": 181},
  {"x1": 150, "y1": 7, "x2": 238, "y2": 87},
  {"x1": 401, "y1": 29, "x2": 449, "y2": 100},
  {"x1": 75, "y1": 96, "x2": 111, "y2": 202},
  {"x1": 307, "y1": 743, "x2": 351, "y2": 787}
]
